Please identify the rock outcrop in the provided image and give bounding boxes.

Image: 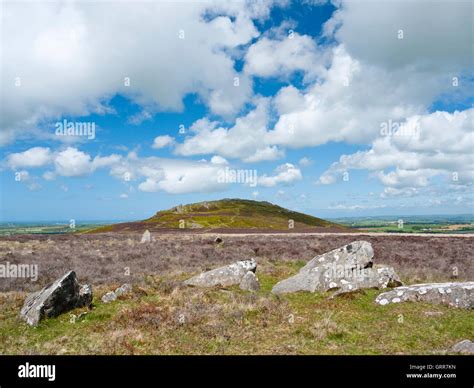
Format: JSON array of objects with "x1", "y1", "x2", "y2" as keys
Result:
[
  {"x1": 375, "y1": 282, "x2": 474, "y2": 309},
  {"x1": 184, "y1": 259, "x2": 257, "y2": 288},
  {"x1": 272, "y1": 241, "x2": 401, "y2": 295},
  {"x1": 20, "y1": 271, "x2": 92, "y2": 326}
]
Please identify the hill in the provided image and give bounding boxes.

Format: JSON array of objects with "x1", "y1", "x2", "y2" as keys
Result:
[{"x1": 89, "y1": 198, "x2": 346, "y2": 233}]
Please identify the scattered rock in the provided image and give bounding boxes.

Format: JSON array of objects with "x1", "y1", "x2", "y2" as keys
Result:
[
  {"x1": 102, "y1": 283, "x2": 132, "y2": 303},
  {"x1": 115, "y1": 283, "x2": 132, "y2": 297},
  {"x1": 184, "y1": 259, "x2": 257, "y2": 288},
  {"x1": 271, "y1": 241, "x2": 401, "y2": 295},
  {"x1": 239, "y1": 271, "x2": 260, "y2": 291},
  {"x1": 20, "y1": 271, "x2": 92, "y2": 327},
  {"x1": 451, "y1": 339, "x2": 474, "y2": 354},
  {"x1": 101, "y1": 291, "x2": 117, "y2": 303},
  {"x1": 375, "y1": 282, "x2": 474, "y2": 309},
  {"x1": 214, "y1": 236, "x2": 223, "y2": 244},
  {"x1": 140, "y1": 229, "x2": 151, "y2": 243}
]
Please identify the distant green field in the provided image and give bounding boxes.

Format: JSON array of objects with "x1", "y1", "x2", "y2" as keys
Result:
[
  {"x1": 0, "y1": 223, "x2": 109, "y2": 236},
  {"x1": 332, "y1": 216, "x2": 474, "y2": 234},
  {"x1": 2, "y1": 212, "x2": 473, "y2": 235}
]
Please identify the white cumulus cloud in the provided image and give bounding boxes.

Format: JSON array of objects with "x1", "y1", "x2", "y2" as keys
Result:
[{"x1": 258, "y1": 163, "x2": 302, "y2": 187}]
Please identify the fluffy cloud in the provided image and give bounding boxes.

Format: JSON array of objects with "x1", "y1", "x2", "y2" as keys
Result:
[
  {"x1": 380, "y1": 187, "x2": 419, "y2": 199},
  {"x1": 210, "y1": 155, "x2": 228, "y2": 165},
  {"x1": 54, "y1": 148, "x2": 93, "y2": 177},
  {"x1": 174, "y1": 97, "x2": 283, "y2": 162},
  {"x1": 319, "y1": 109, "x2": 474, "y2": 190},
  {"x1": 6, "y1": 147, "x2": 52, "y2": 169},
  {"x1": 6, "y1": 146, "x2": 122, "y2": 177},
  {"x1": 91, "y1": 154, "x2": 122, "y2": 170},
  {"x1": 110, "y1": 155, "x2": 229, "y2": 194},
  {"x1": 173, "y1": 0, "x2": 472, "y2": 167},
  {"x1": 152, "y1": 135, "x2": 175, "y2": 150},
  {"x1": 258, "y1": 163, "x2": 302, "y2": 187},
  {"x1": 265, "y1": 44, "x2": 449, "y2": 147},
  {"x1": 298, "y1": 157, "x2": 313, "y2": 167},
  {"x1": 1, "y1": 1, "x2": 283, "y2": 145},
  {"x1": 244, "y1": 30, "x2": 326, "y2": 81},
  {"x1": 5, "y1": 145, "x2": 234, "y2": 194},
  {"x1": 325, "y1": 0, "x2": 472, "y2": 72}
]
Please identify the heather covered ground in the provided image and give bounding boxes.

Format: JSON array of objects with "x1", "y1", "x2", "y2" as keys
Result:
[
  {"x1": 0, "y1": 232, "x2": 472, "y2": 355},
  {"x1": 0, "y1": 233, "x2": 472, "y2": 292}
]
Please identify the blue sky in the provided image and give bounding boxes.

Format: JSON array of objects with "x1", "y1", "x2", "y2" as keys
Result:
[{"x1": 1, "y1": 0, "x2": 473, "y2": 222}]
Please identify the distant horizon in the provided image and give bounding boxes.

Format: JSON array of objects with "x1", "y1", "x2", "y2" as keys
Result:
[{"x1": 2, "y1": 208, "x2": 473, "y2": 225}]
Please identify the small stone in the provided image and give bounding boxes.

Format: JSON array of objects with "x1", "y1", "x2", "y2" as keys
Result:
[
  {"x1": 115, "y1": 283, "x2": 132, "y2": 297},
  {"x1": 101, "y1": 291, "x2": 117, "y2": 303},
  {"x1": 140, "y1": 230, "x2": 151, "y2": 243}
]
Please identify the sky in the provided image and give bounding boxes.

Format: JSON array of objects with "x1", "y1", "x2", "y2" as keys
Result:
[{"x1": 0, "y1": 0, "x2": 473, "y2": 222}]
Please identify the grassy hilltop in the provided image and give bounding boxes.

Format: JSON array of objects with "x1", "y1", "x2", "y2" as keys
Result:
[{"x1": 90, "y1": 198, "x2": 344, "y2": 233}]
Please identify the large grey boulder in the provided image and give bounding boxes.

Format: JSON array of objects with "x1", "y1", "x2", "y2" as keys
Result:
[
  {"x1": 239, "y1": 271, "x2": 260, "y2": 292},
  {"x1": 20, "y1": 271, "x2": 92, "y2": 327},
  {"x1": 375, "y1": 282, "x2": 474, "y2": 309},
  {"x1": 272, "y1": 241, "x2": 400, "y2": 295},
  {"x1": 184, "y1": 259, "x2": 257, "y2": 288},
  {"x1": 451, "y1": 340, "x2": 474, "y2": 354},
  {"x1": 301, "y1": 240, "x2": 374, "y2": 273}
]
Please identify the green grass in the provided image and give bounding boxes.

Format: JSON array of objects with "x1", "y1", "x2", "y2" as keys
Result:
[
  {"x1": 337, "y1": 219, "x2": 474, "y2": 234},
  {"x1": 1, "y1": 263, "x2": 472, "y2": 355}
]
